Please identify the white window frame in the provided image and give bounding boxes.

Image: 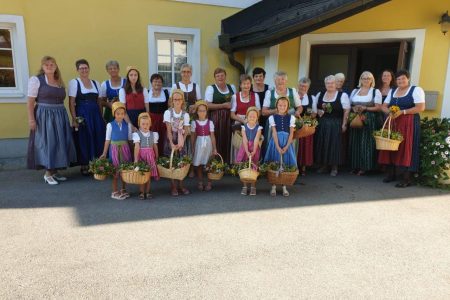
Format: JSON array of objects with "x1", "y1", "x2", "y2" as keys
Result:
[
  {"x1": 244, "y1": 45, "x2": 279, "y2": 89},
  {"x1": 171, "y1": 0, "x2": 260, "y2": 9},
  {"x1": 148, "y1": 25, "x2": 200, "y2": 91},
  {"x1": 298, "y1": 29, "x2": 426, "y2": 87},
  {"x1": 441, "y1": 47, "x2": 450, "y2": 118},
  {"x1": 0, "y1": 15, "x2": 29, "y2": 103}
]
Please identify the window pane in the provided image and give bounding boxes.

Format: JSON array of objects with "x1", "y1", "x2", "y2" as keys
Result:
[
  {"x1": 159, "y1": 72, "x2": 172, "y2": 87},
  {"x1": 174, "y1": 40, "x2": 187, "y2": 56},
  {"x1": 0, "y1": 50, "x2": 14, "y2": 68},
  {"x1": 157, "y1": 39, "x2": 171, "y2": 56},
  {"x1": 157, "y1": 55, "x2": 171, "y2": 72},
  {"x1": 174, "y1": 56, "x2": 188, "y2": 72},
  {"x1": 318, "y1": 54, "x2": 349, "y2": 80},
  {"x1": 0, "y1": 29, "x2": 12, "y2": 48},
  {"x1": 0, "y1": 69, "x2": 16, "y2": 87},
  {"x1": 175, "y1": 73, "x2": 181, "y2": 84}
]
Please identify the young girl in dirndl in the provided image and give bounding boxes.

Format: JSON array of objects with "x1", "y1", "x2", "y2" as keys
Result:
[
  {"x1": 264, "y1": 97, "x2": 297, "y2": 197},
  {"x1": 163, "y1": 89, "x2": 191, "y2": 196},
  {"x1": 133, "y1": 112, "x2": 160, "y2": 200},
  {"x1": 100, "y1": 102, "x2": 132, "y2": 200},
  {"x1": 235, "y1": 107, "x2": 262, "y2": 196},
  {"x1": 190, "y1": 101, "x2": 217, "y2": 192}
]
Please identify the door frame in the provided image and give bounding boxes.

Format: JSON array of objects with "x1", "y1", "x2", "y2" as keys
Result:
[{"x1": 298, "y1": 29, "x2": 426, "y2": 86}]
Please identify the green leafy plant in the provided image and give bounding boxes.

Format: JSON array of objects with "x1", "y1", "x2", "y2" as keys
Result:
[
  {"x1": 88, "y1": 158, "x2": 116, "y2": 176},
  {"x1": 348, "y1": 112, "x2": 366, "y2": 124},
  {"x1": 259, "y1": 161, "x2": 297, "y2": 175},
  {"x1": 418, "y1": 117, "x2": 450, "y2": 188},
  {"x1": 322, "y1": 103, "x2": 333, "y2": 114},
  {"x1": 228, "y1": 162, "x2": 250, "y2": 176}
]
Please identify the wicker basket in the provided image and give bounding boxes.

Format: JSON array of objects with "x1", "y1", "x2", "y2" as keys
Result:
[
  {"x1": 267, "y1": 155, "x2": 299, "y2": 186},
  {"x1": 238, "y1": 156, "x2": 259, "y2": 184},
  {"x1": 120, "y1": 170, "x2": 151, "y2": 184},
  {"x1": 207, "y1": 153, "x2": 225, "y2": 181},
  {"x1": 157, "y1": 149, "x2": 190, "y2": 180},
  {"x1": 349, "y1": 114, "x2": 364, "y2": 128},
  {"x1": 374, "y1": 116, "x2": 402, "y2": 151},
  {"x1": 294, "y1": 125, "x2": 316, "y2": 139},
  {"x1": 93, "y1": 173, "x2": 107, "y2": 181}
]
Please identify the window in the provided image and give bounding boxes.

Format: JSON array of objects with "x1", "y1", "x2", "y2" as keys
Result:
[
  {"x1": 148, "y1": 26, "x2": 200, "y2": 90},
  {"x1": 0, "y1": 15, "x2": 29, "y2": 102},
  {"x1": 0, "y1": 29, "x2": 15, "y2": 87},
  {"x1": 157, "y1": 38, "x2": 189, "y2": 88}
]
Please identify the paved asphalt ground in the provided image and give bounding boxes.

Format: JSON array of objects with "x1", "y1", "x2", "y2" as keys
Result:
[{"x1": 1, "y1": 168, "x2": 450, "y2": 299}]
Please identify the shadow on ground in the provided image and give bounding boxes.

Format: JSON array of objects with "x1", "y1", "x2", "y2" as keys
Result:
[{"x1": 1, "y1": 168, "x2": 448, "y2": 227}]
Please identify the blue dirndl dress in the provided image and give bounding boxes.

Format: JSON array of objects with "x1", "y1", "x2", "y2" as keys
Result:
[
  {"x1": 264, "y1": 114, "x2": 297, "y2": 167},
  {"x1": 73, "y1": 79, "x2": 106, "y2": 165}
]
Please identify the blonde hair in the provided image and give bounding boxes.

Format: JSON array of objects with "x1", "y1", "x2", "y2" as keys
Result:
[
  {"x1": 170, "y1": 89, "x2": 185, "y2": 108},
  {"x1": 37, "y1": 56, "x2": 65, "y2": 88},
  {"x1": 137, "y1": 112, "x2": 151, "y2": 127},
  {"x1": 246, "y1": 106, "x2": 260, "y2": 119},
  {"x1": 335, "y1": 73, "x2": 346, "y2": 81},
  {"x1": 357, "y1": 71, "x2": 375, "y2": 88}
]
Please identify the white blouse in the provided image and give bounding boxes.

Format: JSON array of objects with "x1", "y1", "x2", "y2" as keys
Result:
[
  {"x1": 148, "y1": 88, "x2": 168, "y2": 103},
  {"x1": 99, "y1": 78, "x2": 125, "y2": 98},
  {"x1": 118, "y1": 88, "x2": 150, "y2": 104},
  {"x1": 204, "y1": 84, "x2": 237, "y2": 102},
  {"x1": 268, "y1": 115, "x2": 296, "y2": 127},
  {"x1": 68, "y1": 78, "x2": 100, "y2": 97},
  {"x1": 191, "y1": 119, "x2": 215, "y2": 132},
  {"x1": 312, "y1": 91, "x2": 351, "y2": 113},
  {"x1": 27, "y1": 75, "x2": 64, "y2": 97},
  {"x1": 230, "y1": 92, "x2": 261, "y2": 112},
  {"x1": 299, "y1": 93, "x2": 315, "y2": 107},
  {"x1": 384, "y1": 86, "x2": 425, "y2": 104},
  {"x1": 105, "y1": 122, "x2": 133, "y2": 141},
  {"x1": 349, "y1": 88, "x2": 382, "y2": 105},
  {"x1": 163, "y1": 109, "x2": 190, "y2": 126},
  {"x1": 132, "y1": 130, "x2": 159, "y2": 144},
  {"x1": 262, "y1": 88, "x2": 301, "y2": 108},
  {"x1": 171, "y1": 82, "x2": 202, "y2": 99},
  {"x1": 242, "y1": 124, "x2": 263, "y2": 131}
]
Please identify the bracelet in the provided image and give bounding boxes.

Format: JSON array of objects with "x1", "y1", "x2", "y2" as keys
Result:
[{"x1": 403, "y1": 110, "x2": 406, "y2": 115}]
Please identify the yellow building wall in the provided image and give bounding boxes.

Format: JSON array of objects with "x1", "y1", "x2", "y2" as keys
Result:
[
  {"x1": 0, "y1": 0, "x2": 242, "y2": 138},
  {"x1": 276, "y1": 0, "x2": 450, "y2": 118}
]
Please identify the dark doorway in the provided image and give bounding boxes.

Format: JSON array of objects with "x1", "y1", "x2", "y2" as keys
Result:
[{"x1": 309, "y1": 42, "x2": 410, "y2": 94}]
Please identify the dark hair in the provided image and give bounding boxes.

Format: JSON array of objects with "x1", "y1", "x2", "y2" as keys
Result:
[
  {"x1": 150, "y1": 73, "x2": 164, "y2": 84},
  {"x1": 376, "y1": 69, "x2": 396, "y2": 89},
  {"x1": 75, "y1": 59, "x2": 89, "y2": 70},
  {"x1": 252, "y1": 67, "x2": 266, "y2": 77},
  {"x1": 124, "y1": 68, "x2": 143, "y2": 94},
  {"x1": 395, "y1": 69, "x2": 410, "y2": 79}
]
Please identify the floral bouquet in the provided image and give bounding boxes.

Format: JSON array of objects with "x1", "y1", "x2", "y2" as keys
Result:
[
  {"x1": 74, "y1": 116, "x2": 85, "y2": 132},
  {"x1": 322, "y1": 103, "x2": 333, "y2": 114},
  {"x1": 119, "y1": 161, "x2": 151, "y2": 184},
  {"x1": 389, "y1": 105, "x2": 400, "y2": 115},
  {"x1": 348, "y1": 112, "x2": 366, "y2": 128},
  {"x1": 89, "y1": 157, "x2": 115, "y2": 180},
  {"x1": 157, "y1": 155, "x2": 191, "y2": 169}
]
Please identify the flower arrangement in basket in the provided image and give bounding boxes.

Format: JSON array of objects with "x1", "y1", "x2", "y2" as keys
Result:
[
  {"x1": 205, "y1": 153, "x2": 228, "y2": 181},
  {"x1": 264, "y1": 155, "x2": 299, "y2": 186},
  {"x1": 88, "y1": 157, "x2": 115, "y2": 180},
  {"x1": 294, "y1": 114, "x2": 318, "y2": 139},
  {"x1": 389, "y1": 105, "x2": 401, "y2": 115},
  {"x1": 157, "y1": 149, "x2": 191, "y2": 180},
  {"x1": 119, "y1": 161, "x2": 151, "y2": 184},
  {"x1": 230, "y1": 156, "x2": 259, "y2": 183},
  {"x1": 373, "y1": 116, "x2": 403, "y2": 151},
  {"x1": 348, "y1": 111, "x2": 366, "y2": 128}
]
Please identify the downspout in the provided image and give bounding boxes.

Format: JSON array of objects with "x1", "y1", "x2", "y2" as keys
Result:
[{"x1": 227, "y1": 52, "x2": 245, "y2": 75}]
